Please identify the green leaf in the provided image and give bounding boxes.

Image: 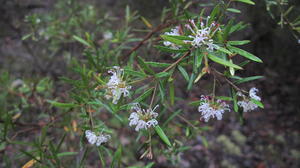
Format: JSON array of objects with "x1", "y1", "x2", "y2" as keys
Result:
[
  {"x1": 231, "y1": 88, "x2": 238, "y2": 112},
  {"x1": 160, "y1": 35, "x2": 186, "y2": 45},
  {"x1": 155, "y1": 72, "x2": 170, "y2": 78},
  {"x1": 158, "y1": 81, "x2": 165, "y2": 102},
  {"x1": 57, "y1": 152, "x2": 78, "y2": 157},
  {"x1": 195, "y1": 48, "x2": 204, "y2": 68},
  {"x1": 177, "y1": 65, "x2": 189, "y2": 82},
  {"x1": 155, "y1": 45, "x2": 189, "y2": 53},
  {"x1": 154, "y1": 126, "x2": 171, "y2": 146},
  {"x1": 208, "y1": 4, "x2": 220, "y2": 24},
  {"x1": 137, "y1": 56, "x2": 155, "y2": 75},
  {"x1": 226, "y1": 8, "x2": 241, "y2": 13},
  {"x1": 189, "y1": 100, "x2": 202, "y2": 106},
  {"x1": 217, "y1": 46, "x2": 233, "y2": 55},
  {"x1": 145, "y1": 61, "x2": 171, "y2": 68},
  {"x1": 91, "y1": 100, "x2": 124, "y2": 122},
  {"x1": 163, "y1": 109, "x2": 181, "y2": 127},
  {"x1": 73, "y1": 35, "x2": 92, "y2": 47},
  {"x1": 234, "y1": 0, "x2": 255, "y2": 5},
  {"x1": 227, "y1": 40, "x2": 250, "y2": 45},
  {"x1": 111, "y1": 145, "x2": 122, "y2": 168},
  {"x1": 145, "y1": 162, "x2": 155, "y2": 168},
  {"x1": 187, "y1": 73, "x2": 195, "y2": 90},
  {"x1": 250, "y1": 99, "x2": 264, "y2": 108},
  {"x1": 162, "y1": 35, "x2": 193, "y2": 40},
  {"x1": 215, "y1": 96, "x2": 233, "y2": 101},
  {"x1": 124, "y1": 68, "x2": 147, "y2": 78},
  {"x1": 47, "y1": 100, "x2": 79, "y2": 108},
  {"x1": 133, "y1": 88, "x2": 154, "y2": 103},
  {"x1": 169, "y1": 80, "x2": 175, "y2": 105},
  {"x1": 228, "y1": 46, "x2": 263, "y2": 63},
  {"x1": 235, "y1": 76, "x2": 264, "y2": 84},
  {"x1": 207, "y1": 54, "x2": 243, "y2": 69}
]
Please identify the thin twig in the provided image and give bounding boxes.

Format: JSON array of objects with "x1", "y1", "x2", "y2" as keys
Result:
[
  {"x1": 211, "y1": 68, "x2": 247, "y2": 93},
  {"x1": 149, "y1": 83, "x2": 158, "y2": 108},
  {"x1": 162, "y1": 51, "x2": 191, "y2": 72},
  {"x1": 125, "y1": 20, "x2": 178, "y2": 58}
]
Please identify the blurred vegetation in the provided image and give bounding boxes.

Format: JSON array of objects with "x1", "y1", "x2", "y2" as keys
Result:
[{"x1": 0, "y1": 0, "x2": 299, "y2": 167}]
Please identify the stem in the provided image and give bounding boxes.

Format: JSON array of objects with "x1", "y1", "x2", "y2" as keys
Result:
[
  {"x1": 177, "y1": 114, "x2": 197, "y2": 130},
  {"x1": 212, "y1": 76, "x2": 216, "y2": 101},
  {"x1": 162, "y1": 51, "x2": 191, "y2": 72},
  {"x1": 211, "y1": 68, "x2": 247, "y2": 94},
  {"x1": 149, "y1": 83, "x2": 158, "y2": 108}
]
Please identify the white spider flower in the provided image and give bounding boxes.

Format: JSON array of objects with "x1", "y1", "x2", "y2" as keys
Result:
[
  {"x1": 163, "y1": 26, "x2": 181, "y2": 49},
  {"x1": 85, "y1": 130, "x2": 111, "y2": 146},
  {"x1": 198, "y1": 95, "x2": 230, "y2": 122},
  {"x1": 184, "y1": 18, "x2": 220, "y2": 51},
  {"x1": 128, "y1": 103, "x2": 159, "y2": 131},
  {"x1": 237, "y1": 87, "x2": 261, "y2": 112},
  {"x1": 105, "y1": 66, "x2": 131, "y2": 104},
  {"x1": 103, "y1": 31, "x2": 113, "y2": 40}
]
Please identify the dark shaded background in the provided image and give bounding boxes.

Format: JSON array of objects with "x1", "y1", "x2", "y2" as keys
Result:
[{"x1": 0, "y1": 0, "x2": 299, "y2": 167}]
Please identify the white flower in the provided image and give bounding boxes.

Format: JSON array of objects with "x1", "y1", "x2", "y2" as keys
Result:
[
  {"x1": 128, "y1": 103, "x2": 159, "y2": 131},
  {"x1": 237, "y1": 87, "x2": 261, "y2": 112},
  {"x1": 103, "y1": 31, "x2": 113, "y2": 40},
  {"x1": 198, "y1": 95, "x2": 230, "y2": 122},
  {"x1": 184, "y1": 18, "x2": 220, "y2": 51},
  {"x1": 163, "y1": 26, "x2": 181, "y2": 49},
  {"x1": 105, "y1": 66, "x2": 131, "y2": 104},
  {"x1": 85, "y1": 130, "x2": 111, "y2": 146}
]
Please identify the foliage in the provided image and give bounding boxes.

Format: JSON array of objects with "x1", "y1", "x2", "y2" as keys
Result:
[{"x1": 0, "y1": 0, "x2": 269, "y2": 167}]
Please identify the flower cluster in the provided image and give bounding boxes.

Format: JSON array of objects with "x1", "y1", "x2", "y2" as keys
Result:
[
  {"x1": 128, "y1": 103, "x2": 159, "y2": 131},
  {"x1": 85, "y1": 130, "x2": 111, "y2": 146},
  {"x1": 163, "y1": 26, "x2": 181, "y2": 49},
  {"x1": 105, "y1": 66, "x2": 131, "y2": 104},
  {"x1": 184, "y1": 18, "x2": 220, "y2": 51},
  {"x1": 198, "y1": 95, "x2": 230, "y2": 122},
  {"x1": 237, "y1": 88, "x2": 261, "y2": 112}
]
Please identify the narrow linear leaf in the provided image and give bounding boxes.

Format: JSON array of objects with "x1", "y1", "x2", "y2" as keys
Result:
[
  {"x1": 207, "y1": 54, "x2": 243, "y2": 69},
  {"x1": 137, "y1": 56, "x2": 155, "y2": 75},
  {"x1": 133, "y1": 88, "x2": 154, "y2": 103},
  {"x1": 234, "y1": 0, "x2": 255, "y2": 5},
  {"x1": 111, "y1": 145, "x2": 122, "y2": 168},
  {"x1": 47, "y1": 100, "x2": 79, "y2": 108},
  {"x1": 124, "y1": 68, "x2": 147, "y2": 78},
  {"x1": 227, "y1": 8, "x2": 241, "y2": 13},
  {"x1": 155, "y1": 72, "x2": 170, "y2": 78},
  {"x1": 187, "y1": 73, "x2": 195, "y2": 90},
  {"x1": 250, "y1": 99, "x2": 264, "y2": 108},
  {"x1": 177, "y1": 65, "x2": 189, "y2": 82},
  {"x1": 140, "y1": 16, "x2": 152, "y2": 28},
  {"x1": 155, "y1": 45, "x2": 189, "y2": 53},
  {"x1": 169, "y1": 80, "x2": 175, "y2": 105},
  {"x1": 158, "y1": 82, "x2": 165, "y2": 102},
  {"x1": 145, "y1": 61, "x2": 171, "y2": 68},
  {"x1": 57, "y1": 152, "x2": 78, "y2": 157},
  {"x1": 162, "y1": 35, "x2": 193, "y2": 40},
  {"x1": 215, "y1": 96, "x2": 233, "y2": 101},
  {"x1": 160, "y1": 35, "x2": 186, "y2": 45},
  {"x1": 231, "y1": 88, "x2": 239, "y2": 112},
  {"x1": 228, "y1": 40, "x2": 250, "y2": 45},
  {"x1": 217, "y1": 46, "x2": 233, "y2": 55},
  {"x1": 189, "y1": 100, "x2": 202, "y2": 106},
  {"x1": 195, "y1": 48, "x2": 204, "y2": 68},
  {"x1": 228, "y1": 46, "x2": 262, "y2": 63},
  {"x1": 73, "y1": 35, "x2": 92, "y2": 47},
  {"x1": 154, "y1": 125, "x2": 171, "y2": 146},
  {"x1": 163, "y1": 109, "x2": 181, "y2": 127},
  {"x1": 235, "y1": 76, "x2": 264, "y2": 84}
]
